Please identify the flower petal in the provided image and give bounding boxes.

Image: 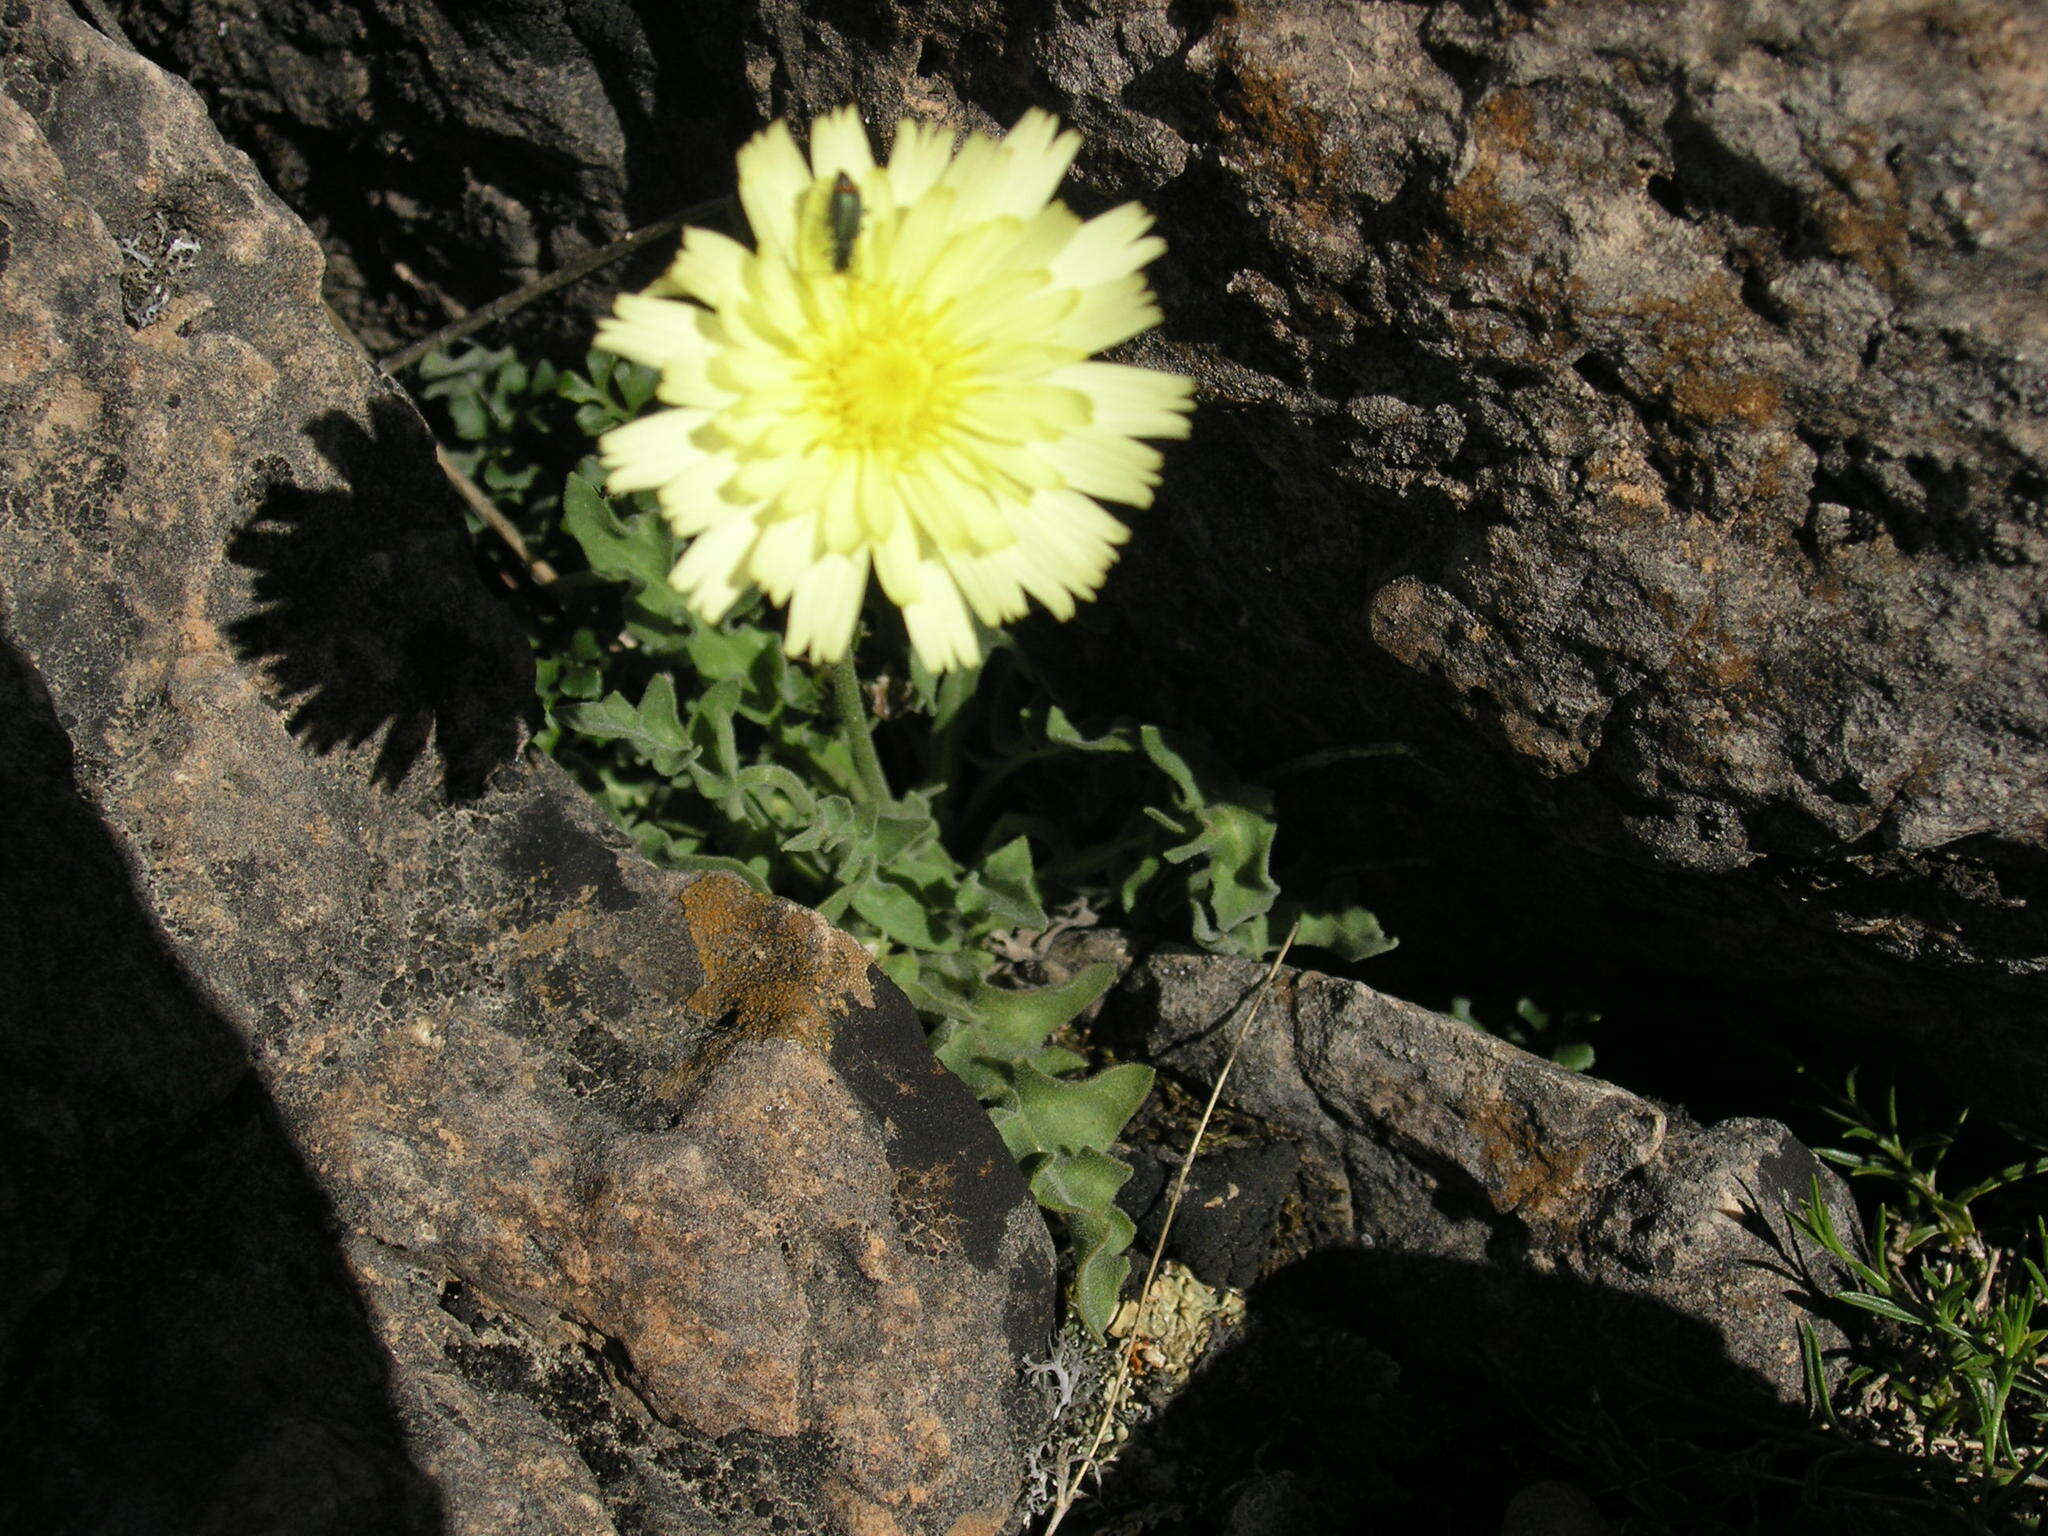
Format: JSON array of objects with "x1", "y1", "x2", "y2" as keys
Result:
[
  {"x1": 1003, "y1": 489, "x2": 1129, "y2": 616},
  {"x1": 784, "y1": 549, "x2": 870, "y2": 661},
  {"x1": 737, "y1": 119, "x2": 811, "y2": 259},
  {"x1": 672, "y1": 515, "x2": 758, "y2": 621},
  {"x1": 900, "y1": 460, "x2": 1014, "y2": 555},
  {"x1": 1045, "y1": 362, "x2": 1194, "y2": 440},
  {"x1": 1049, "y1": 273, "x2": 1163, "y2": 354},
  {"x1": 1035, "y1": 430, "x2": 1165, "y2": 507},
  {"x1": 872, "y1": 507, "x2": 925, "y2": 606},
  {"x1": 885, "y1": 117, "x2": 955, "y2": 207},
  {"x1": 807, "y1": 105, "x2": 876, "y2": 181},
  {"x1": 599, "y1": 407, "x2": 713, "y2": 490},
  {"x1": 900, "y1": 565, "x2": 981, "y2": 672},
  {"x1": 953, "y1": 382, "x2": 1093, "y2": 444},
  {"x1": 943, "y1": 547, "x2": 1029, "y2": 626},
  {"x1": 1052, "y1": 203, "x2": 1166, "y2": 288},
  {"x1": 749, "y1": 512, "x2": 819, "y2": 603},
  {"x1": 990, "y1": 110, "x2": 1082, "y2": 220},
  {"x1": 657, "y1": 227, "x2": 751, "y2": 309},
  {"x1": 655, "y1": 457, "x2": 749, "y2": 537},
  {"x1": 598, "y1": 294, "x2": 711, "y2": 367}
]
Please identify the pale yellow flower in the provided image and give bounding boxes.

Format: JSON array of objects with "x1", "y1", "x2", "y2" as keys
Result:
[{"x1": 594, "y1": 106, "x2": 1193, "y2": 672}]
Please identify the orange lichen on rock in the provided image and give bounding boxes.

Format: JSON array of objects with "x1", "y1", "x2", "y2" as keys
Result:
[
  {"x1": 1442, "y1": 90, "x2": 1549, "y2": 255},
  {"x1": 679, "y1": 871, "x2": 878, "y2": 1056},
  {"x1": 1214, "y1": 11, "x2": 1358, "y2": 240}
]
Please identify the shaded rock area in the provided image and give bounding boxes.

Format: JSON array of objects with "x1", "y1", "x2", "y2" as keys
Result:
[
  {"x1": 111, "y1": 0, "x2": 2048, "y2": 1126},
  {"x1": 0, "y1": 6, "x2": 1052, "y2": 1533},
  {"x1": 1112, "y1": 946, "x2": 1857, "y2": 1409},
  {"x1": 105, "y1": 0, "x2": 758, "y2": 357},
  {"x1": 1043, "y1": 943, "x2": 1859, "y2": 1532},
  {"x1": 733, "y1": 0, "x2": 2048, "y2": 1126},
  {"x1": 1116, "y1": 1137, "x2": 1300, "y2": 1294}
]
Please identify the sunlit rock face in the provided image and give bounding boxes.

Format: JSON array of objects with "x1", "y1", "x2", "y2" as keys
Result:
[{"x1": 0, "y1": 7, "x2": 1052, "y2": 1532}]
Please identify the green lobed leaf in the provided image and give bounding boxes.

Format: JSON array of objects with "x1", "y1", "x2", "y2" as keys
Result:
[
  {"x1": 1190, "y1": 802, "x2": 1282, "y2": 937},
  {"x1": 563, "y1": 350, "x2": 659, "y2": 433},
  {"x1": 782, "y1": 791, "x2": 869, "y2": 858},
  {"x1": 994, "y1": 1060, "x2": 1155, "y2": 1161},
  {"x1": 849, "y1": 876, "x2": 955, "y2": 953},
  {"x1": 930, "y1": 964, "x2": 1116, "y2": 1069},
  {"x1": 1045, "y1": 704, "x2": 1139, "y2": 755},
  {"x1": 682, "y1": 677, "x2": 746, "y2": 800},
  {"x1": 560, "y1": 674, "x2": 695, "y2": 778},
  {"x1": 684, "y1": 620, "x2": 779, "y2": 689},
  {"x1": 446, "y1": 392, "x2": 490, "y2": 441},
  {"x1": 1549, "y1": 1041, "x2": 1597, "y2": 1073},
  {"x1": 870, "y1": 792, "x2": 945, "y2": 871},
  {"x1": 1028, "y1": 1148, "x2": 1140, "y2": 1339},
  {"x1": 964, "y1": 835, "x2": 1048, "y2": 931},
  {"x1": 1287, "y1": 901, "x2": 1399, "y2": 963},
  {"x1": 561, "y1": 470, "x2": 676, "y2": 592}
]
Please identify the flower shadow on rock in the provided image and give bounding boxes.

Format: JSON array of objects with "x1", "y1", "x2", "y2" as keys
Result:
[{"x1": 225, "y1": 398, "x2": 536, "y2": 799}]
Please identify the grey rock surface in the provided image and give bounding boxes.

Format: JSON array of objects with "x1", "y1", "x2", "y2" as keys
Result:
[
  {"x1": 0, "y1": 6, "x2": 1051, "y2": 1533},
  {"x1": 107, "y1": 0, "x2": 2048, "y2": 1128},
  {"x1": 1118, "y1": 946, "x2": 1857, "y2": 1406}
]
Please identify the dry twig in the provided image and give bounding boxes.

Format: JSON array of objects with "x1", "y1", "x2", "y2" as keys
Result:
[
  {"x1": 378, "y1": 198, "x2": 731, "y2": 375},
  {"x1": 436, "y1": 446, "x2": 558, "y2": 588}
]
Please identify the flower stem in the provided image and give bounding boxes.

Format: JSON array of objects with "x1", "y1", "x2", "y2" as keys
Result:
[{"x1": 828, "y1": 655, "x2": 892, "y2": 807}]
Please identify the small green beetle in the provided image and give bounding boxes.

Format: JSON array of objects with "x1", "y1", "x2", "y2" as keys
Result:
[{"x1": 828, "y1": 170, "x2": 861, "y2": 273}]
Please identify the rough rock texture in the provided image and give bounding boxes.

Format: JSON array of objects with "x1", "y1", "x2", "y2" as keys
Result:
[
  {"x1": 1116, "y1": 947, "x2": 1858, "y2": 1406},
  {"x1": 1500, "y1": 1482, "x2": 1613, "y2": 1536},
  {"x1": 1117, "y1": 1137, "x2": 1300, "y2": 1293},
  {"x1": 0, "y1": 7, "x2": 1051, "y2": 1533},
  {"x1": 739, "y1": 0, "x2": 2048, "y2": 1115},
  {"x1": 106, "y1": 0, "x2": 2048, "y2": 1127},
  {"x1": 105, "y1": 0, "x2": 757, "y2": 356}
]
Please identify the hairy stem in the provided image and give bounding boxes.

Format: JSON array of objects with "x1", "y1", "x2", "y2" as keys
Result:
[{"x1": 829, "y1": 655, "x2": 892, "y2": 807}]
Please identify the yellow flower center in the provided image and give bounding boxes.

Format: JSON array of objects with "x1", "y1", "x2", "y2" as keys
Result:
[
  {"x1": 810, "y1": 289, "x2": 966, "y2": 456},
  {"x1": 832, "y1": 340, "x2": 937, "y2": 442}
]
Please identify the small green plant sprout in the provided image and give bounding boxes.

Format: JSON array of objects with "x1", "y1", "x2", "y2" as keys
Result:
[
  {"x1": 1793, "y1": 1072, "x2": 2048, "y2": 1522},
  {"x1": 1449, "y1": 994, "x2": 1597, "y2": 1072}
]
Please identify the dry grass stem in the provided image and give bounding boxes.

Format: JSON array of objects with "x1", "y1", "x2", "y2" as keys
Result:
[
  {"x1": 436, "y1": 445, "x2": 559, "y2": 587},
  {"x1": 379, "y1": 197, "x2": 732, "y2": 375},
  {"x1": 1040, "y1": 921, "x2": 1300, "y2": 1535}
]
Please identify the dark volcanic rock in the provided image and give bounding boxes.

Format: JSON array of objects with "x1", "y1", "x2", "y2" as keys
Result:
[
  {"x1": 109, "y1": 0, "x2": 2048, "y2": 1128},
  {"x1": 737, "y1": 0, "x2": 2048, "y2": 1118},
  {"x1": 1118, "y1": 947, "x2": 1858, "y2": 1407},
  {"x1": 1115, "y1": 1137, "x2": 1300, "y2": 1293},
  {"x1": 0, "y1": 7, "x2": 1050, "y2": 1533},
  {"x1": 106, "y1": 0, "x2": 757, "y2": 356}
]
